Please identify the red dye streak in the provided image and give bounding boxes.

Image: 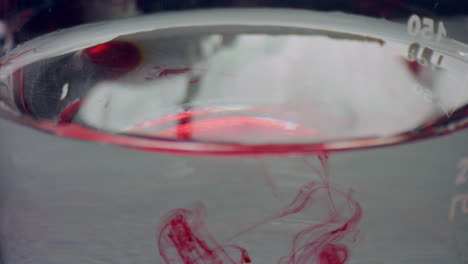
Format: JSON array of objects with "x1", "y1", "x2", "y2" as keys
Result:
[
  {"x1": 315, "y1": 154, "x2": 338, "y2": 217},
  {"x1": 230, "y1": 155, "x2": 361, "y2": 264},
  {"x1": 225, "y1": 245, "x2": 252, "y2": 263},
  {"x1": 84, "y1": 41, "x2": 142, "y2": 78},
  {"x1": 157, "y1": 203, "x2": 250, "y2": 264},
  {"x1": 0, "y1": 48, "x2": 34, "y2": 67},
  {"x1": 58, "y1": 100, "x2": 83, "y2": 124},
  {"x1": 156, "y1": 67, "x2": 193, "y2": 78},
  {"x1": 146, "y1": 65, "x2": 234, "y2": 82},
  {"x1": 146, "y1": 66, "x2": 201, "y2": 84}
]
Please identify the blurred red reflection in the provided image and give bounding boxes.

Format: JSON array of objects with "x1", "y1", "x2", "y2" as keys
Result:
[
  {"x1": 84, "y1": 40, "x2": 142, "y2": 78},
  {"x1": 130, "y1": 109, "x2": 324, "y2": 141}
]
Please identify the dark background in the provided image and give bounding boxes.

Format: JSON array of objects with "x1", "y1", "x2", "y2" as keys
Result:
[{"x1": 1, "y1": 0, "x2": 468, "y2": 43}]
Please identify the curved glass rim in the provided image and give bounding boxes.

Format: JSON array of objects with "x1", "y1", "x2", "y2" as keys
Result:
[
  {"x1": 1, "y1": 8, "x2": 468, "y2": 155},
  {"x1": 0, "y1": 110, "x2": 466, "y2": 156}
]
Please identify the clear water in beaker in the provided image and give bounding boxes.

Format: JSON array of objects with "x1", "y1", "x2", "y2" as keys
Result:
[{"x1": 0, "y1": 4, "x2": 467, "y2": 264}]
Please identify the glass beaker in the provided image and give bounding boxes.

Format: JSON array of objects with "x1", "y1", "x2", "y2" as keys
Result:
[{"x1": 0, "y1": 1, "x2": 468, "y2": 263}]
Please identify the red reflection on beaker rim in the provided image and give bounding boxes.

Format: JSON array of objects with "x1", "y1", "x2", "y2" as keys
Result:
[{"x1": 84, "y1": 40, "x2": 142, "y2": 78}]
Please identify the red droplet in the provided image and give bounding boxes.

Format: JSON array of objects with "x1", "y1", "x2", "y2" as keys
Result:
[{"x1": 84, "y1": 41, "x2": 142, "y2": 78}]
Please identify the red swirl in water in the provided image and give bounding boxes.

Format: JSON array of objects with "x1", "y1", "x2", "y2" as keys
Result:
[
  {"x1": 157, "y1": 203, "x2": 251, "y2": 264},
  {"x1": 229, "y1": 155, "x2": 362, "y2": 264},
  {"x1": 318, "y1": 243, "x2": 349, "y2": 264},
  {"x1": 277, "y1": 187, "x2": 361, "y2": 264},
  {"x1": 156, "y1": 155, "x2": 362, "y2": 263}
]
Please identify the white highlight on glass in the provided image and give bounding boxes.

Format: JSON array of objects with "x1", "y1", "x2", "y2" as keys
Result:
[{"x1": 60, "y1": 83, "x2": 69, "y2": 100}]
